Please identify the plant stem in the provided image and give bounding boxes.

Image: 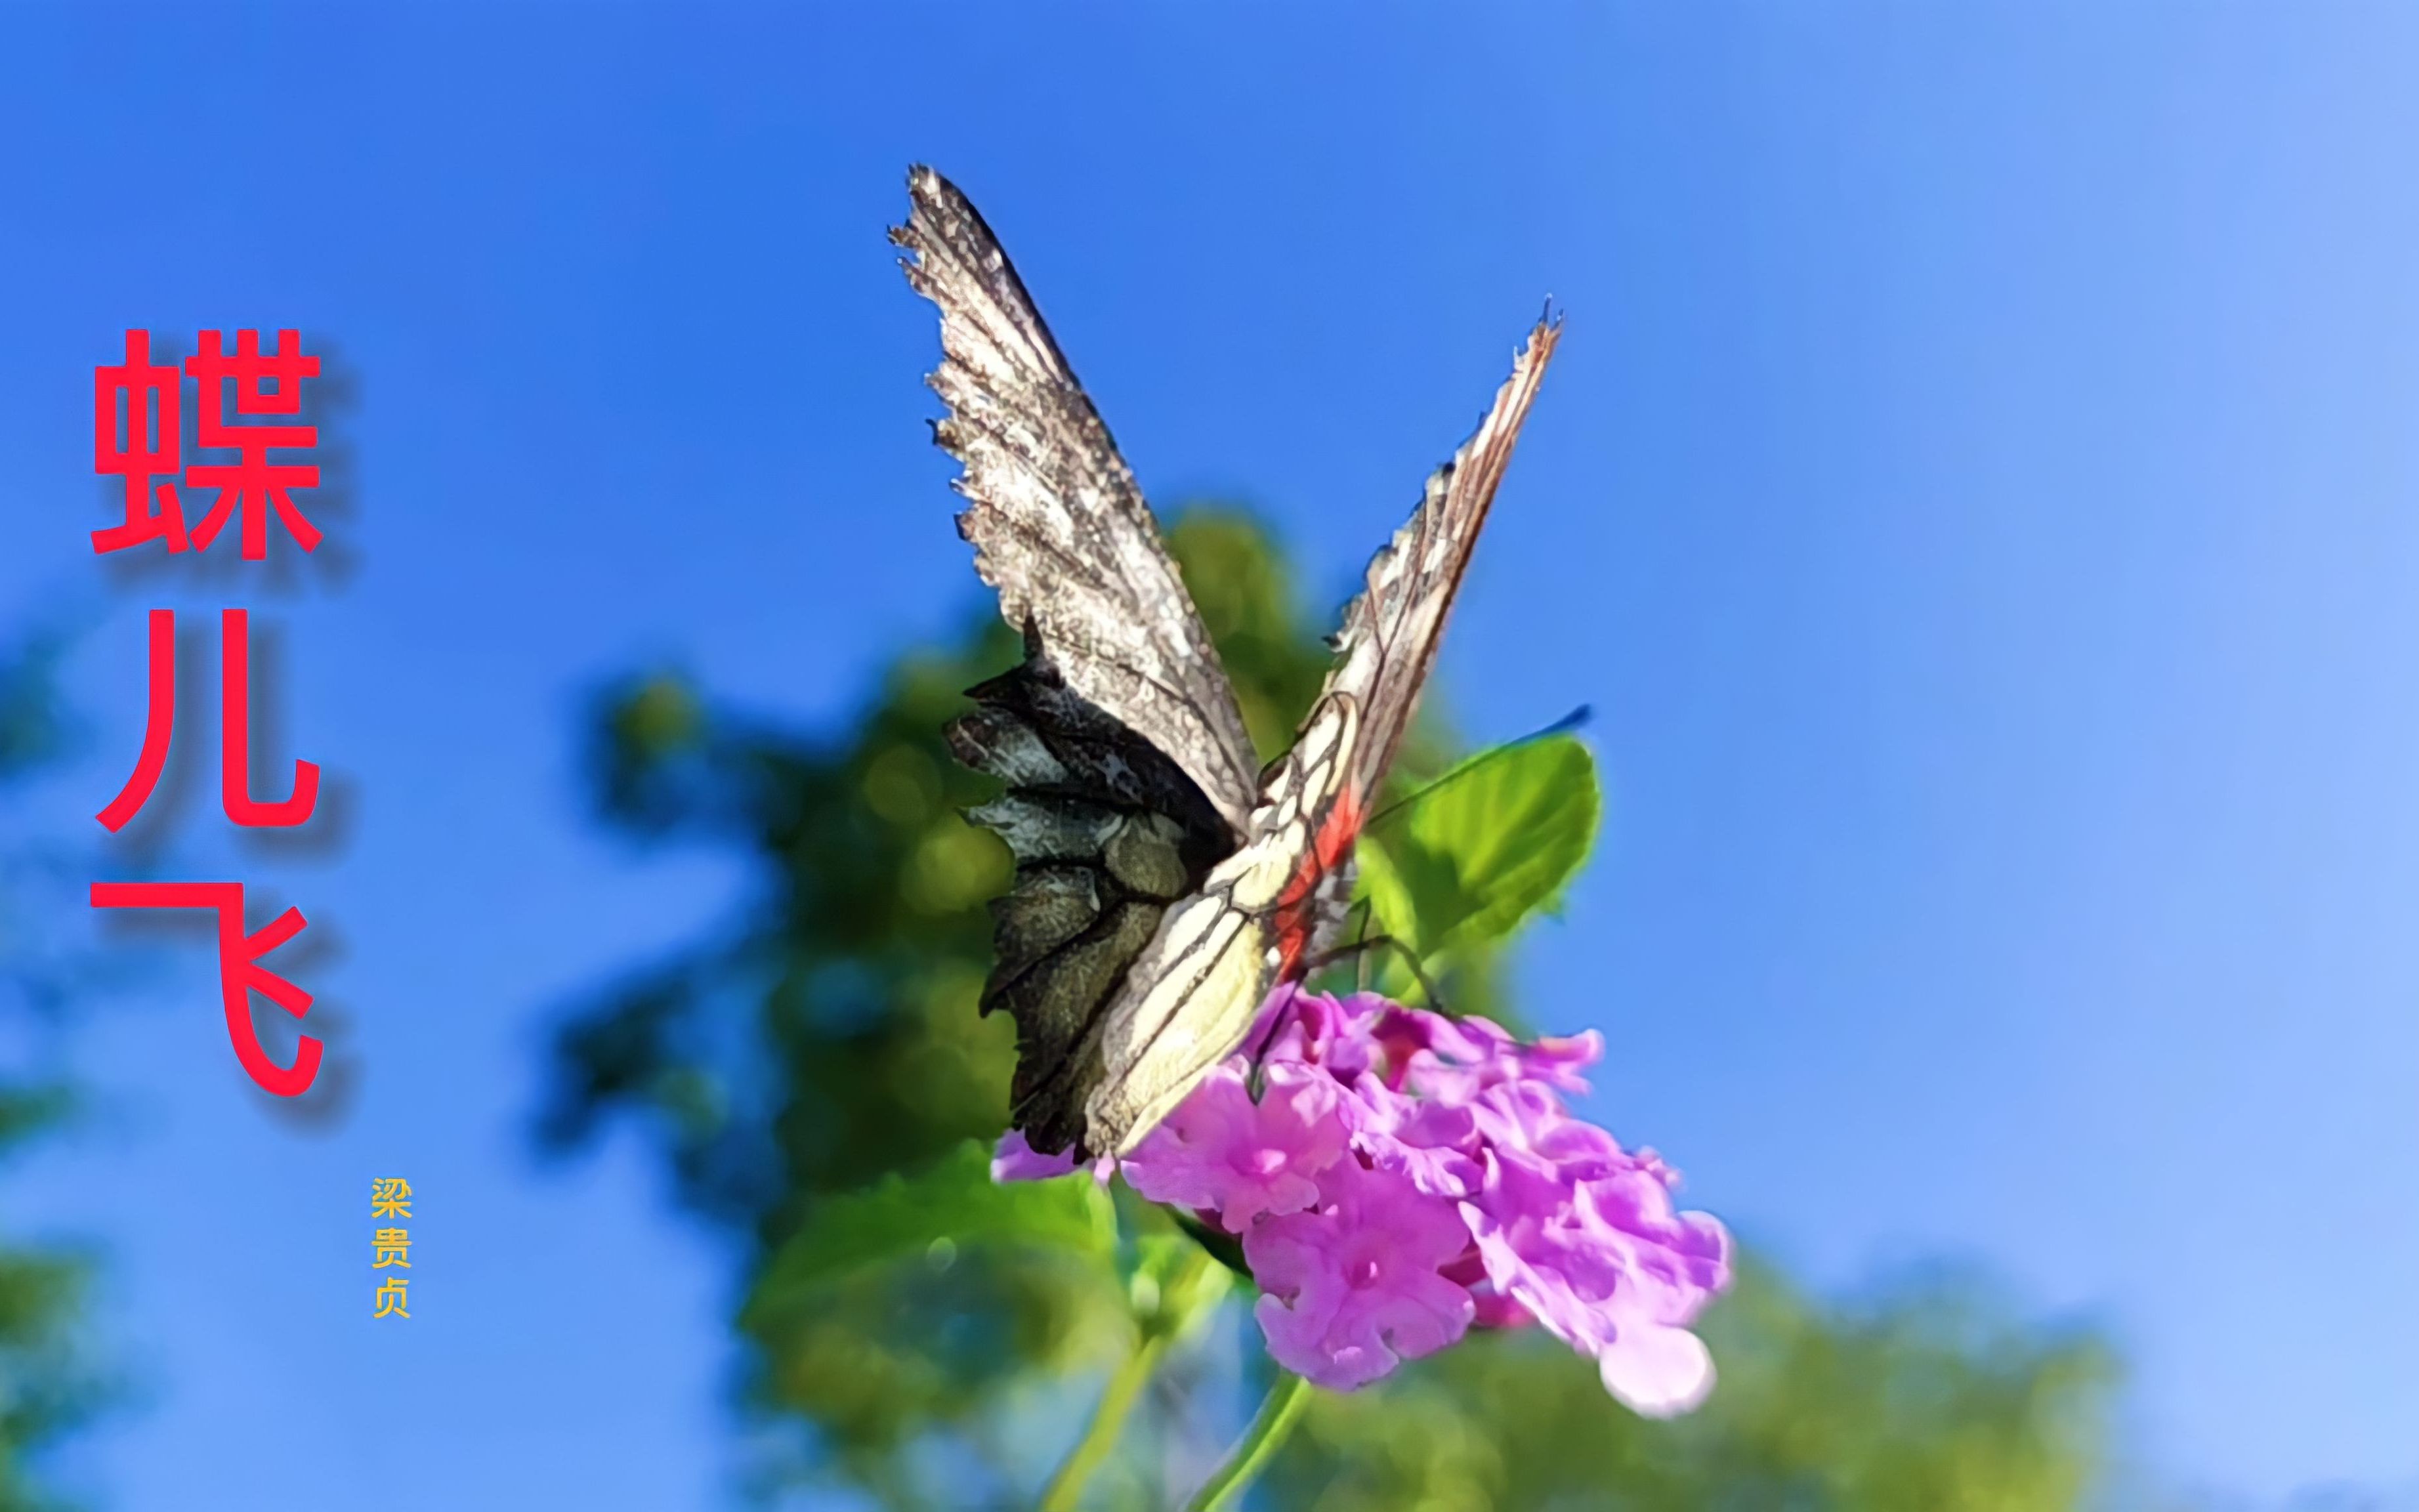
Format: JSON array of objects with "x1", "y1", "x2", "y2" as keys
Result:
[
  {"x1": 1038, "y1": 1334, "x2": 1169, "y2": 1512},
  {"x1": 1181, "y1": 1370, "x2": 1313, "y2": 1512}
]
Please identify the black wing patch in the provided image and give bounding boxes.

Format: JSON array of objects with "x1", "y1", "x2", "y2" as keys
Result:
[{"x1": 946, "y1": 636, "x2": 1235, "y2": 1156}]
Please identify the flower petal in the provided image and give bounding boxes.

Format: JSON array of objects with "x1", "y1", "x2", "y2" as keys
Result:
[{"x1": 1599, "y1": 1322, "x2": 1717, "y2": 1418}]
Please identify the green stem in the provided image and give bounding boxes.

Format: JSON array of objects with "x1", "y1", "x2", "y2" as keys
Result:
[
  {"x1": 1038, "y1": 1334, "x2": 1169, "y2": 1512},
  {"x1": 1181, "y1": 1370, "x2": 1313, "y2": 1512}
]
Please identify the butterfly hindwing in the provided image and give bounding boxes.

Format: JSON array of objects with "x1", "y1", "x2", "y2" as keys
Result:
[{"x1": 1083, "y1": 693, "x2": 1358, "y2": 1153}]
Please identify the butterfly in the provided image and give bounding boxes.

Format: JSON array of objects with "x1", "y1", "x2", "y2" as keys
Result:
[{"x1": 894, "y1": 166, "x2": 1559, "y2": 1160}]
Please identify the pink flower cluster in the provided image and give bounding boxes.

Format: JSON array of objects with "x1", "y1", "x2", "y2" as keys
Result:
[{"x1": 994, "y1": 986, "x2": 1731, "y2": 1413}]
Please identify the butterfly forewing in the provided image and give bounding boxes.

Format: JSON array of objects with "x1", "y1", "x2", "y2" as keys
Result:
[
  {"x1": 1322, "y1": 316, "x2": 1562, "y2": 808},
  {"x1": 1082, "y1": 320, "x2": 1561, "y2": 1156},
  {"x1": 894, "y1": 167, "x2": 1261, "y2": 827}
]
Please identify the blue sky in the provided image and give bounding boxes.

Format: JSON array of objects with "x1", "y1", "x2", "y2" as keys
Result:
[{"x1": 3, "y1": 4, "x2": 2416, "y2": 1507}]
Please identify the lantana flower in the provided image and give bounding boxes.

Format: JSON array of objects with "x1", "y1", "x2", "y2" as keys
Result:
[
  {"x1": 1245, "y1": 1156, "x2": 1477, "y2": 1389},
  {"x1": 1118, "y1": 1059, "x2": 1349, "y2": 1229},
  {"x1": 998, "y1": 984, "x2": 1732, "y2": 1413}
]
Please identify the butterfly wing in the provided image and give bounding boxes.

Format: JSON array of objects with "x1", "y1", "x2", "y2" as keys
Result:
[
  {"x1": 1318, "y1": 313, "x2": 1563, "y2": 818},
  {"x1": 1082, "y1": 316, "x2": 1563, "y2": 1156},
  {"x1": 897, "y1": 167, "x2": 1263, "y2": 1154},
  {"x1": 894, "y1": 166, "x2": 1261, "y2": 826}
]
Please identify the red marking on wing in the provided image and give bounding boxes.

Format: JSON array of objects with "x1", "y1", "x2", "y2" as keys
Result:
[{"x1": 1274, "y1": 787, "x2": 1368, "y2": 980}]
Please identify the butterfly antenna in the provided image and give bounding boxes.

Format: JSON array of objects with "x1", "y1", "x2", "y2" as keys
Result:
[{"x1": 1367, "y1": 704, "x2": 1592, "y2": 830}]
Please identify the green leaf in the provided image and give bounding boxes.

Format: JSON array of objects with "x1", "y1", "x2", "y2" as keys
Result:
[
  {"x1": 747, "y1": 1139, "x2": 1116, "y2": 1313},
  {"x1": 1356, "y1": 733, "x2": 1601, "y2": 965},
  {"x1": 738, "y1": 1142, "x2": 1128, "y2": 1458}
]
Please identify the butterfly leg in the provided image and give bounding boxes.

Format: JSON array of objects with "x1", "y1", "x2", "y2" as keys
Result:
[
  {"x1": 1300, "y1": 933, "x2": 1450, "y2": 1015},
  {"x1": 1242, "y1": 996, "x2": 1292, "y2": 1101},
  {"x1": 1351, "y1": 900, "x2": 1376, "y2": 993},
  {"x1": 1245, "y1": 932, "x2": 1453, "y2": 1103}
]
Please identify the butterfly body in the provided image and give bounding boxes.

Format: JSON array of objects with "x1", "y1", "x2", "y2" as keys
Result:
[{"x1": 896, "y1": 166, "x2": 1558, "y2": 1158}]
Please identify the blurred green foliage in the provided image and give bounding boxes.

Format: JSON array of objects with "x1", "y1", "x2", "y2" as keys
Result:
[
  {"x1": 0, "y1": 631, "x2": 112, "y2": 1511},
  {"x1": 546, "y1": 507, "x2": 2121, "y2": 1508},
  {"x1": 1277, "y1": 1256, "x2": 2116, "y2": 1512}
]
